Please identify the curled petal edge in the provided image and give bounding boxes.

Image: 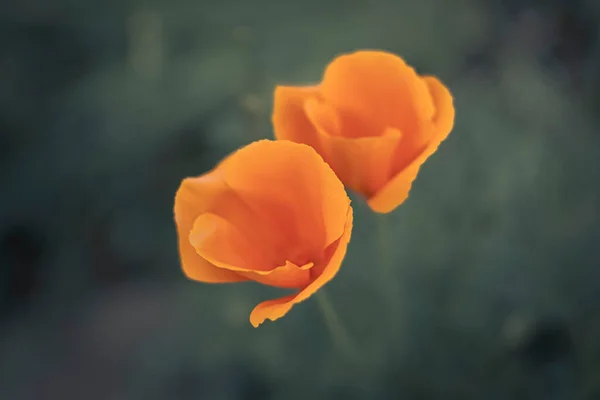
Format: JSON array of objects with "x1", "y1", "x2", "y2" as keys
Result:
[
  {"x1": 249, "y1": 206, "x2": 353, "y2": 327},
  {"x1": 367, "y1": 76, "x2": 455, "y2": 214}
]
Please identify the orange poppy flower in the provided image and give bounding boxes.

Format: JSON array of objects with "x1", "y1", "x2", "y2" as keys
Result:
[
  {"x1": 272, "y1": 50, "x2": 455, "y2": 213},
  {"x1": 174, "y1": 140, "x2": 353, "y2": 327}
]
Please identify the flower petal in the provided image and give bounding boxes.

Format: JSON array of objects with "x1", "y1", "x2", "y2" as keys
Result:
[
  {"x1": 222, "y1": 140, "x2": 350, "y2": 265},
  {"x1": 190, "y1": 212, "x2": 273, "y2": 273},
  {"x1": 272, "y1": 85, "x2": 323, "y2": 150},
  {"x1": 174, "y1": 175, "x2": 247, "y2": 283},
  {"x1": 367, "y1": 76, "x2": 455, "y2": 213},
  {"x1": 242, "y1": 261, "x2": 313, "y2": 289},
  {"x1": 249, "y1": 207, "x2": 353, "y2": 327},
  {"x1": 319, "y1": 50, "x2": 435, "y2": 138},
  {"x1": 423, "y1": 76, "x2": 455, "y2": 140},
  {"x1": 305, "y1": 95, "x2": 402, "y2": 196},
  {"x1": 191, "y1": 213, "x2": 314, "y2": 289}
]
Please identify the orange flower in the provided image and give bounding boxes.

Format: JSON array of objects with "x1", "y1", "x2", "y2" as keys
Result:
[
  {"x1": 174, "y1": 140, "x2": 353, "y2": 327},
  {"x1": 272, "y1": 50, "x2": 455, "y2": 213}
]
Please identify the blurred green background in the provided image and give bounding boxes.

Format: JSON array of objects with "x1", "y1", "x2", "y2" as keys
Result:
[{"x1": 1, "y1": 0, "x2": 600, "y2": 399}]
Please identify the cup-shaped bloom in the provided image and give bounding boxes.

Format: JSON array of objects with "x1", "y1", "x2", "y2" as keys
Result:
[
  {"x1": 272, "y1": 50, "x2": 455, "y2": 213},
  {"x1": 174, "y1": 140, "x2": 353, "y2": 327}
]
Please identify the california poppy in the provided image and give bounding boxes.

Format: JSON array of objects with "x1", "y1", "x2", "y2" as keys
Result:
[
  {"x1": 174, "y1": 140, "x2": 353, "y2": 327},
  {"x1": 272, "y1": 50, "x2": 455, "y2": 213}
]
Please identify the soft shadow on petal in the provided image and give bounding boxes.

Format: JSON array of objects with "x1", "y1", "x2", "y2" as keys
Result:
[
  {"x1": 367, "y1": 76, "x2": 455, "y2": 214},
  {"x1": 242, "y1": 261, "x2": 313, "y2": 289},
  {"x1": 174, "y1": 175, "x2": 247, "y2": 283},
  {"x1": 319, "y1": 50, "x2": 435, "y2": 138},
  {"x1": 192, "y1": 213, "x2": 314, "y2": 287},
  {"x1": 223, "y1": 140, "x2": 350, "y2": 264},
  {"x1": 272, "y1": 86, "x2": 323, "y2": 150},
  {"x1": 366, "y1": 148, "x2": 426, "y2": 214},
  {"x1": 306, "y1": 95, "x2": 402, "y2": 197},
  {"x1": 423, "y1": 76, "x2": 455, "y2": 140},
  {"x1": 190, "y1": 212, "x2": 273, "y2": 273},
  {"x1": 249, "y1": 208, "x2": 353, "y2": 327}
]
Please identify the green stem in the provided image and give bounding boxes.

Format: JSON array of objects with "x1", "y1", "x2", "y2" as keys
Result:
[
  {"x1": 315, "y1": 290, "x2": 359, "y2": 362},
  {"x1": 376, "y1": 213, "x2": 392, "y2": 272},
  {"x1": 375, "y1": 213, "x2": 401, "y2": 333}
]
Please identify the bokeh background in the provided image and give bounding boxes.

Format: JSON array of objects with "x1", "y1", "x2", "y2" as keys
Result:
[{"x1": 1, "y1": 0, "x2": 600, "y2": 399}]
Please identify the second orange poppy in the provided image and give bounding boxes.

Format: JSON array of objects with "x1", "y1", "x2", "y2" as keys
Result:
[
  {"x1": 174, "y1": 140, "x2": 353, "y2": 327},
  {"x1": 272, "y1": 50, "x2": 455, "y2": 213}
]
